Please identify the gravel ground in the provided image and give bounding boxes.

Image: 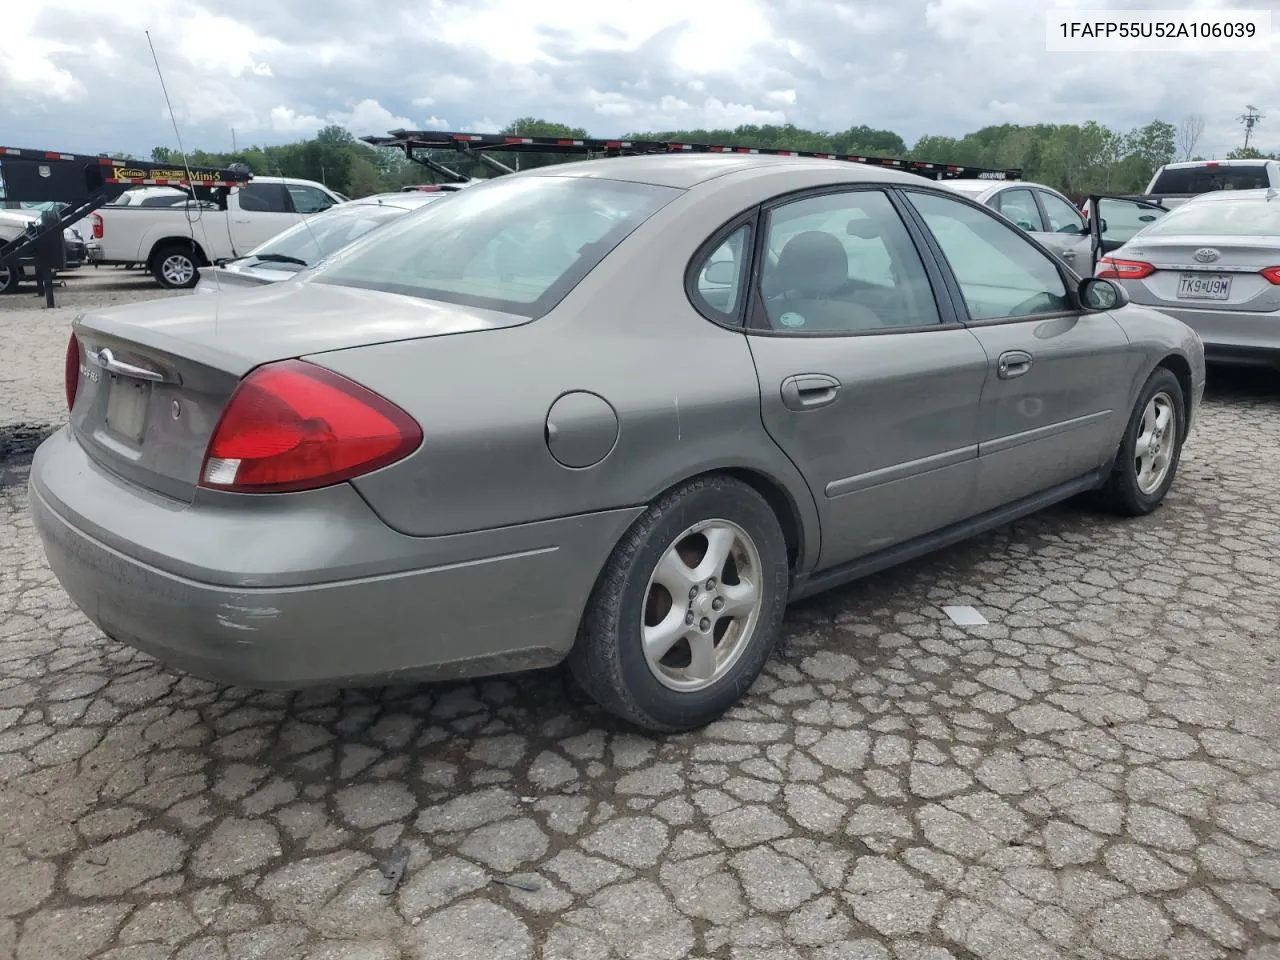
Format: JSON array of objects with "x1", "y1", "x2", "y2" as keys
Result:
[{"x1": 2, "y1": 273, "x2": 1280, "y2": 960}]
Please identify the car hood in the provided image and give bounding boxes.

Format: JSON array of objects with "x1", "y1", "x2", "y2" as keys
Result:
[
  {"x1": 74, "y1": 277, "x2": 533, "y2": 377},
  {"x1": 0, "y1": 209, "x2": 39, "y2": 231}
]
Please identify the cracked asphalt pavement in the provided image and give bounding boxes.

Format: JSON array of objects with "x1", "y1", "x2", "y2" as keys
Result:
[{"x1": 3, "y1": 275, "x2": 1280, "y2": 960}]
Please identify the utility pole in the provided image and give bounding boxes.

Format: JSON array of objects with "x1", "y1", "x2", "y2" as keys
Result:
[
  {"x1": 231, "y1": 127, "x2": 238, "y2": 153},
  {"x1": 1238, "y1": 105, "x2": 1264, "y2": 149}
]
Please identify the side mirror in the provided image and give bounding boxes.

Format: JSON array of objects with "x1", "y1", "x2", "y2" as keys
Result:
[
  {"x1": 703, "y1": 260, "x2": 737, "y2": 285},
  {"x1": 1096, "y1": 218, "x2": 1108, "y2": 233},
  {"x1": 1079, "y1": 276, "x2": 1128, "y2": 311}
]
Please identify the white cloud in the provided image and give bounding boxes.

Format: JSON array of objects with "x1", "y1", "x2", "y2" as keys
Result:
[{"x1": 1, "y1": 0, "x2": 1278, "y2": 159}]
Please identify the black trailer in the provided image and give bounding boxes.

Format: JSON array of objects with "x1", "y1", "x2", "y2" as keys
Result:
[
  {"x1": 361, "y1": 128, "x2": 1023, "y2": 185},
  {"x1": 0, "y1": 146, "x2": 251, "y2": 306}
]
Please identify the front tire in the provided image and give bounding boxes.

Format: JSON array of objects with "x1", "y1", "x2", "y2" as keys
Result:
[
  {"x1": 568, "y1": 475, "x2": 790, "y2": 733},
  {"x1": 1095, "y1": 366, "x2": 1185, "y2": 516},
  {"x1": 151, "y1": 244, "x2": 201, "y2": 289}
]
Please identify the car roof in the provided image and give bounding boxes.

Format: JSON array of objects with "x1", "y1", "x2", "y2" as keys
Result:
[
  {"x1": 521, "y1": 152, "x2": 934, "y2": 190},
  {"x1": 1159, "y1": 159, "x2": 1277, "y2": 169},
  {"x1": 1181, "y1": 187, "x2": 1280, "y2": 204},
  {"x1": 342, "y1": 193, "x2": 443, "y2": 208}
]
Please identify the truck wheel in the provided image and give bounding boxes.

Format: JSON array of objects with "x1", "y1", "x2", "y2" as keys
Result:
[
  {"x1": 0, "y1": 264, "x2": 19, "y2": 295},
  {"x1": 152, "y1": 244, "x2": 201, "y2": 289}
]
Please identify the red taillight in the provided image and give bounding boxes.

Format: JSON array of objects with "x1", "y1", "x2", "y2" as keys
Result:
[
  {"x1": 65, "y1": 334, "x2": 81, "y2": 411},
  {"x1": 91, "y1": 213, "x2": 103, "y2": 239},
  {"x1": 1097, "y1": 257, "x2": 1155, "y2": 280},
  {"x1": 1261, "y1": 266, "x2": 1280, "y2": 285},
  {"x1": 199, "y1": 359, "x2": 422, "y2": 494}
]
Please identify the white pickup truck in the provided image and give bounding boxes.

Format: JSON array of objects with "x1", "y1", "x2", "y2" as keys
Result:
[{"x1": 86, "y1": 176, "x2": 346, "y2": 289}]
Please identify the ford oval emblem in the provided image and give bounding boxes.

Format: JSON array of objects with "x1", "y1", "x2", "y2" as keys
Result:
[{"x1": 1193, "y1": 248, "x2": 1220, "y2": 263}]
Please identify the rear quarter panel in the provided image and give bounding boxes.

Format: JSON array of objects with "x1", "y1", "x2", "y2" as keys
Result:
[{"x1": 309, "y1": 165, "x2": 852, "y2": 571}]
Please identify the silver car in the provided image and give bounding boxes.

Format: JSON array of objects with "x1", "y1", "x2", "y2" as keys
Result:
[
  {"x1": 30, "y1": 155, "x2": 1205, "y2": 733},
  {"x1": 941, "y1": 179, "x2": 1098, "y2": 273},
  {"x1": 195, "y1": 193, "x2": 444, "y2": 294},
  {"x1": 1097, "y1": 188, "x2": 1280, "y2": 370}
]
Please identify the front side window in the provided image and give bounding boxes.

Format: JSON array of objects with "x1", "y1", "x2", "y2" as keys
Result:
[
  {"x1": 312, "y1": 175, "x2": 680, "y2": 317},
  {"x1": 995, "y1": 189, "x2": 1044, "y2": 232},
  {"x1": 905, "y1": 190, "x2": 1070, "y2": 321},
  {"x1": 1039, "y1": 191, "x2": 1087, "y2": 235},
  {"x1": 288, "y1": 184, "x2": 336, "y2": 214},
  {"x1": 1095, "y1": 198, "x2": 1167, "y2": 245},
  {"x1": 758, "y1": 189, "x2": 941, "y2": 332}
]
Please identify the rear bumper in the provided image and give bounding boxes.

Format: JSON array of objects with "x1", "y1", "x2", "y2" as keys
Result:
[
  {"x1": 29, "y1": 427, "x2": 641, "y2": 689},
  {"x1": 1138, "y1": 302, "x2": 1280, "y2": 363}
]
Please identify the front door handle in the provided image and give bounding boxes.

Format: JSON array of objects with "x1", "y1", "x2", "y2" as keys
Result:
[
  {"x1": 781, "y1": 373, "x2": 842, "y2": 411},
  {"x1": 997, "y1": 350, "x2": 1033, "y2": 380},
  {"x1": 1060, "y1": 248, "x2": 1077, "y2": 261}
]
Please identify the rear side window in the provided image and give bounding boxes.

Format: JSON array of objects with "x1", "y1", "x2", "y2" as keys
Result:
[
  {"x1": 313, "y1": 176, "x2": 681, "y2": 318},
  {"x1": 237, "y1": 183, "x2": 292, "y2": 213},
  {"x1": 1150, "y1": 165, "x2": 1271, "y2": 194}
]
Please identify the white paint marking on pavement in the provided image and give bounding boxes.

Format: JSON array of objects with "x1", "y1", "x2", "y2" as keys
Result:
[{"x1": 942, "y1": 605, "x2": 989, "y2": 626}]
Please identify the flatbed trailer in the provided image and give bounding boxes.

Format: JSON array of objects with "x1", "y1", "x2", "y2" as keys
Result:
[
  {"x1": 361, "y1": 128, "x2": 1023, "y2": 184},
  {"x1": 0, "y1": 147, "x2": 250, "y2": 306}
]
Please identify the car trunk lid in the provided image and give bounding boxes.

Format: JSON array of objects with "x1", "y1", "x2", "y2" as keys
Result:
[
  {"x1": 69, "y1": 279, "x2": 531, "y2": 503},
  {"x1": 1117, "y1": 236, "x2": 1280, "y2": 313}
]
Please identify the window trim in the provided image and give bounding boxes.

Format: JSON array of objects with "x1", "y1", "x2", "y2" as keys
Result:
[
  {"x1": 683, "y1": 210, "x2": 760, "y2": 328},
  {"x1": 1033, "y1": 187, "x2": 1087, "y2": 237},
  {"x1": 737, "y1": 184, "x2": 964, "y2": 340},
  {"x1": 896, "y1": 185, "x2": 1087, "y2": 330},
  {"x1": 994, "y1": 187, "x2": 1046, "y2": 232}
]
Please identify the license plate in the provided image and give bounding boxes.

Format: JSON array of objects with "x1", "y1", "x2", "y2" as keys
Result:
[
  {"x1": 105, "y1": 376, "x2": 150, "y2": 443},
  {"x1": 1177, "y1": 273, "x2": 1232, "y2": 300}
]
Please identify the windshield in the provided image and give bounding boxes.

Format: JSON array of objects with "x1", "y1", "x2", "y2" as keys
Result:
[
  {"x1": 1150, "y1": 165, "x2": 1272, "y2": 194},
  {"x1": 311, "y1": 174, "x2": 681, "y2": 317},
  {"x1": 1136, "y1": 197, "x2": 1280, "y2": 238},
  {"x1": 244, "y1": 200, "x2": 433, "y2": 270}
]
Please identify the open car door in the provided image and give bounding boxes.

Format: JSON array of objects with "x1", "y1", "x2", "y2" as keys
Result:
[{"x1": 1085, "y1": 195, "x2": 1172, "y2": 270}]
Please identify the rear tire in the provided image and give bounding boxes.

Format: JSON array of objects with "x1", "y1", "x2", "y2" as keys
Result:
[
  {"x1": 1094, "y1": 366, "x2": 1185, "y2": 516},
  {"x1": 568, "y1": 475, "x2": 790, "y2": 733},
  {"x1": 151, "y1": 244, "x2": 201, "y2": 289},
  {"x1": 0, "y1": 262, "x2": 20, "y2": 294}
]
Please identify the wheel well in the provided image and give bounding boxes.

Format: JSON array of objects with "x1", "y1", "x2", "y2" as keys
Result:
[
  {"x1": 148, "y1": 238, "x2": 207, "y2": 269},
  {"x1": 1156, "y1": 354, "x2": 1194, "y2": 438},
  {"x1": 708, "y1": 467, "x2": 805, "y2": 570}
]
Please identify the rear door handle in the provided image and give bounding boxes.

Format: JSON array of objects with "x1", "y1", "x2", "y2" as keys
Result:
[
  {"x1": 997, "y1": 350, "x2": 1033, "y2": 379},
  {"x1": 781, "y1": 373, "x2": 841, "y2": 411}
]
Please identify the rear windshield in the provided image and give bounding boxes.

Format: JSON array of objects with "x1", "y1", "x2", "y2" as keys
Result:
[
  {"x1": 1150, "y1": 165, "x2": 1272, "y2": 194},
  {"x1": 311, "y1": 175, "x2": 681, "y2": 317},
  {"x1": 1137, "y1": 197, "x2": 1280, "y2": 238},
  {"x1": 246, "y1": 200, "x2": 434, "y2": 270}
]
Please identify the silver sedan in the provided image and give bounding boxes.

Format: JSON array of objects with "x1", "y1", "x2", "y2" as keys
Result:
[
  {"x1": 1097, "y1": 188, "x2": 1280, "y2": 370},
  {"x1": 30, "y1": 154, "x2": 1205, "y2": 732}
]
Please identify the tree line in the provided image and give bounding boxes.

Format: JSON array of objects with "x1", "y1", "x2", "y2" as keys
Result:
[{"x1": 142, "y1": 114, "x2": 1275, "y2": 201}]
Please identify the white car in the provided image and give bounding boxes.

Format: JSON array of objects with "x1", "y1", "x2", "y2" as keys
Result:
[
  {"x1": 0, "y1": 208, "x2": 87, "y2": 294},
  {"x1": 195, "y1": 192, "x2": 446, "y2": 294},
  {"x1": 87, "y1": 176, "x2": 346, "y2": 289}
]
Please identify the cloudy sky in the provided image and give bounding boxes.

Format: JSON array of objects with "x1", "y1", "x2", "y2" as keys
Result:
[{"x1": 3, "y1": 0, "x2": 1277, "y2": 160}]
